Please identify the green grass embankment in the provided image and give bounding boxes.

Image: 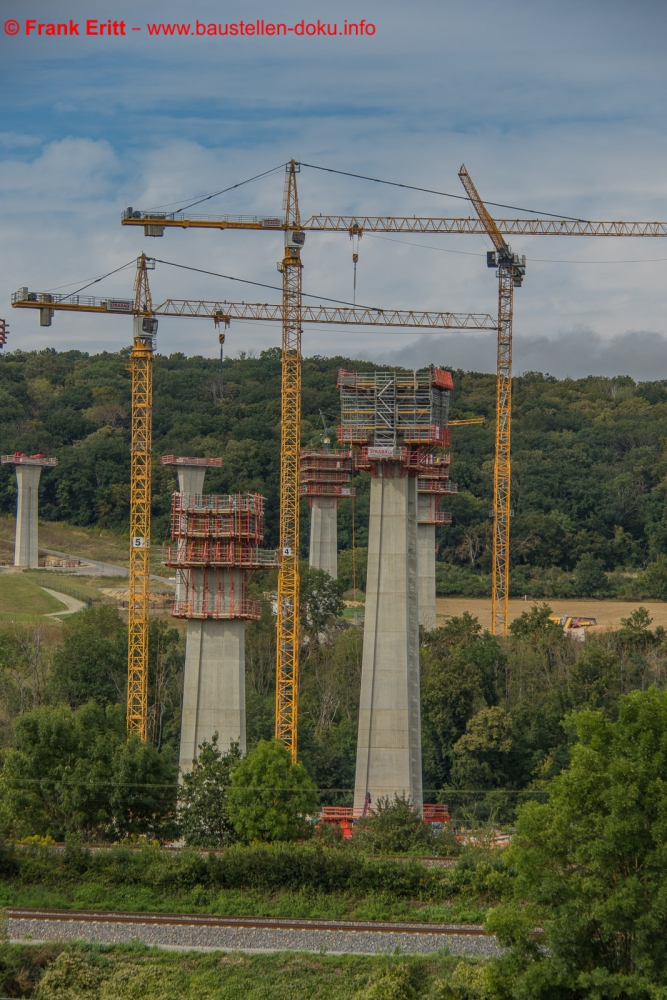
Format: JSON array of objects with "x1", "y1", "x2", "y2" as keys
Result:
[
  {"x1": 0, "y1": 944, "x2": 489, "y2": 1000},
  {"x1": 0, "y1": 842, "x2": 509, "y2": 926},
  {"x1": 0, "y1": 575, "x2": 67, "y2": 621}
]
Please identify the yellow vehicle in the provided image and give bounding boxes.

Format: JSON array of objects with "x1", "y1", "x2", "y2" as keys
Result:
[{"x1": 549, "y1": 615, "x2": 597, "y2": 638}]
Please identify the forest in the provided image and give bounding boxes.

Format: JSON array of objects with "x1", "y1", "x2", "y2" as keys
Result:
[{"x1": 1, "y1": 346, "x2": 667, "y2": 597}]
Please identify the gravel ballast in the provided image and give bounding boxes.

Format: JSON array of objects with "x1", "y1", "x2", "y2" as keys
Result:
[{"x1": 8, "y1": 915, "x2": 502, "y2": 957}]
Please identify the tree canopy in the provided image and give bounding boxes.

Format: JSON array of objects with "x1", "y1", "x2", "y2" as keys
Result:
[
  {"x1": 487, "y1": 687, "x2": 667, "y2": 999},
  {"x1": 227, "y1": 739, "x2": 319, "y2": 842}
]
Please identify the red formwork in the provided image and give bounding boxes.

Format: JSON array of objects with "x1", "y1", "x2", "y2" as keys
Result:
[
  {"x1": 338, "y1": 426, "x2": 452, "y2": 449},
  {"x1": 300, "y1": 450, "x2": 353, "y2": 470},
  {"x1": 354, "y1": 446, "x2": 444, "y2": 475},
  {"x1": 319, "y1": 803, "x2": 451, "y2": 836},
  {"x1": 171, "y1": 564, "x2": 261, "y2": 620},
  {"x1": 300, "y1": 471, "x2": 354, "y2": 485},
  {"x1": 403, "y1": 426, "x2": 452, "y2": 447},
  {"x1": 423, "y1": 803, "x2": 451, "y2": 822},
  {"x1": 168, "y1": 491, "x2": 273, "y2": 621},
  {"x1": 417, "y1": 478, "x2": 458, "y2": 494},
  {"x1": 161, "y1": 455, "x2": 223, "y2": 468},
  {"x1": 171, "y1": 597, "x2": 261, "y2": 620},
  {"x1": 171, "y1": 512, "x2": 265, "y2": 542},
  {"x1": 170, "y1": 492, "x2": 266, "y2": 543},
  {"x1": 165, "y1": 541, "x2": 278, "y2": 568},
  {"x1": 172, "y1": 492, "x2": 265, "y2": 515},
  {"x1": 299, "y1": 484, "x2": 356, "y2": 498},
  {"x1": 337, "y1": 367, "x2": 452, "y2": 455},
  {"x1": 299, "y1": 449, "x2": 354, "y2": 497}
]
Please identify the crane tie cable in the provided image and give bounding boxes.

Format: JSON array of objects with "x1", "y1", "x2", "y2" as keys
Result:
[
  {"x1": 298, "y1": 161, "x2": 589, "y2": 223},
  {"x1": 152, "y1": 258, "x2": 388, "y2": 311},
  {"x1": 149, "y1": 163, "x2": 286, "y2": 215}
]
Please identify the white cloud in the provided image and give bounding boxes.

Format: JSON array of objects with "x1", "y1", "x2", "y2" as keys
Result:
[{"x1": 1, "y1": 0, "x2": 666, "y2": 368}]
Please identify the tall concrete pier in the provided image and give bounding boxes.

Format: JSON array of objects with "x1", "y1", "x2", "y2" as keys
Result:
[
  {"x1": 356, "y1": 468, "x2": 421, "y2": 809},
  {"x1": 299, "y1": 450, "x2": 354, "y2": 579},
  {"x1": 1, "y1": 453, "x2": 58, "y2": 568},
  {"x1": 338, "y1": 366, "x2": 453, "y2": 814},
  {"x1": 166, "y1": 489, "x2": 277, "y2": 771}
]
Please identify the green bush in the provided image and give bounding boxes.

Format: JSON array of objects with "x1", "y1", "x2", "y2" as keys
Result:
[
  {"x1": 178, "y1": 735, "x2": 242, "y2": 847},
  {"x1": 2, "y1": 840, "x2": 512, "y2": 906},
  {"x1": 354, "y1": 795, "x2": 459, "y2": 856},
  {"x1": 0, "y1": 703, "x2": 177, "y2": 841},
  {"x1": 435, "y1": 564, "x2": 490, "y2": 598},
  {"x1": 227, "y1": 739, "x2": 318, "y2": 843},
  {"x1": 355, "y1": 962, "x2": 418, "y2": 1000},
  {"x1": 573, "y1": 553, "x2": 608, "y2": 596}
]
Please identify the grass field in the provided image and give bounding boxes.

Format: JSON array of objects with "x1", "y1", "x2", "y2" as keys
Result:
[
  {"x1": 436, "y1": 596, "x2": 667, "y2": 632},
  {"x1": 0, "y1": 574, "x2": 68, "y2": 621},
  {"x1": 0, "y1": 882, "x2": 487, "y2": 925},
  {"x1": 0, "y1": 944, "x2": 480, "y2": 1000}
]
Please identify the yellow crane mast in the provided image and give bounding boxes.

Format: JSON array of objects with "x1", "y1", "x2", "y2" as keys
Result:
[
  {"x1": 457, "y1": 166, "x2": 525, "y2": 636},
  {"x1": 127, "y1": 253, "x2": 157, "y2": 739},
  {"x1": 276, "y1": 161, "x2": 303, "y2": 759}
]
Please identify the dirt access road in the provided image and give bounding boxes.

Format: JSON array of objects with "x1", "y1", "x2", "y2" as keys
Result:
[{"x1": 436, "y1": 597, "x2": 667, "y2": 632}]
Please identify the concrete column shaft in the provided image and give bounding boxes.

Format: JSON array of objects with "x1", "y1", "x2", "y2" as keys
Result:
[
  {"x1": 179, "y1": 616, "x2": 246, "y2": 772},
  {"x1": 417, "y1": 521, "x2": 437, "y2": 630},
  {"x1": 177, "y1": 467, "x2": 207, "y2": 496},
  {"x1": 354, "y1": 469, "x2": 422, "y2": 812},
  {"x1": 14, "y1": 465, "x2": 42, "y2": 568},
  {"x1": 309, "y1": 496, "x2": 339, "y2": 579}
]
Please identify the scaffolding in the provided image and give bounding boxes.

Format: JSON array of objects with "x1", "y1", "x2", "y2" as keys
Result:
[
  {"x1": 299, "y1": 450, "x2": 355, "y2": 499},
  {"x1": 170, "y1": 492, "x2": 266, "y2": 542},
  {"x1": 337, "y1": 366, "x2": 453, "y2": 450},
  {"x1": 166, "y1": 491, "x2": 274, "y2": 622}
]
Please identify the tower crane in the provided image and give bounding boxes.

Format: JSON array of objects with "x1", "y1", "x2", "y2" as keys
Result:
[
  {"x1": 13, "y1": 254, "x2": 157, "y2": 739},
  {"x1": 124, "y1": 161, "x2": 318, "y2": 758},
  {"x1": 457, "y1": 165, "x2": 525, "y2": 637},
  {"x1": 122, "y1": 161, "x2": 667, "y2": 635},
  {"x1": 275, "y1": 162, "x2": 303, "y2": 758},
  {"x1": 13, "y1": 268, "x2": 493, "y2": 748},
  {"x1": 120, "y1": 167, "x2": 667, "y2": 660}
]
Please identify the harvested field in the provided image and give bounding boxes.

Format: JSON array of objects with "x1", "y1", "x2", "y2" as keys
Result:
[{"x1": 436, "y1": 597, "x2": 667, "y2": 632}]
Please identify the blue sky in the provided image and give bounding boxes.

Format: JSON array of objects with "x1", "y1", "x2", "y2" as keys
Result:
[{"x1": 1, "y1": 0, "x2": 667, "y2": 377}]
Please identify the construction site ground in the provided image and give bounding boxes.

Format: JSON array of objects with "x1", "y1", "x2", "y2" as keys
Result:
[
  {"x1": 436, "y1": 597, "x2": 667, "y2": 632},
  {"x1": 0, "y1": 515, "x2": 172, "y2": 577}
]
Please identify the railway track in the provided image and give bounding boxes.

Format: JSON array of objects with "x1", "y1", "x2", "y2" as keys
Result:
[{"x1": 6, "y1": 907, "x2": 501, "y2": 957}]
